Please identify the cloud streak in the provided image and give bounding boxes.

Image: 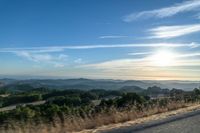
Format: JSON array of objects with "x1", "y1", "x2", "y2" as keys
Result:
[
  {"x1": 0, "y1": 43, "x2": 198, "y2": 53},
  {"x1": 15, "y1": 51, "x2": 68, "y2": 68},
  {"x1": 148, "y1": 24, "x2": 200, "y2": 39},
  {"x1": 99, "y1": 35, "x2": 128, "y2": 39},
  {"x1": 123, "y1": 0, "x2": 200, "y2": 22},
  {"x1": 128, "y1": 52, "x2": 151, "y2": 56},
  {"x1": 83, "y1": 52, "x2": 200, "y2": 70},
  {"x1": 15, "y1": 51, "x2": 53, "y2": 62}
]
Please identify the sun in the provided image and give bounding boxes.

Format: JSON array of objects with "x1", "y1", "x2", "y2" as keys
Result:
[{"x1": 149, "y1": 50, "x2": 176, "y2": 67}]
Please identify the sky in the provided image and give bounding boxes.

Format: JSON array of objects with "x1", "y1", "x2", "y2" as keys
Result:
[{"x1": 0, "y1": 0, "x2": 200, "y2": 80}]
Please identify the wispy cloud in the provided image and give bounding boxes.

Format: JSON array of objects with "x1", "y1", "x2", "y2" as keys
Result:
[
  {"x1": 15, "y1": 51, "x2": 67, "y2": 68},
  {"x1": 54, "y1": 63, "x2": 65, "y2": 68},
  {"x1": 15, "y1": 51, "x2": 53, "y2": 62},
  {"x1": 99, "y1": 35, "x2": 128, "y2": 39},
  {"x1": 189, "y1": 42, "x2": 200, "y2": 48},
  {"x1": 148, "y1": 24, "x2": 200, "y2": 39},
  {"x1": 84, "y1": 59, "x2": 200, "y2": 70},
  {"x1": 0, "y1": 43, "x2": 198, "y2": 53},
  {"x1": 3, "y1": 43, "x2": 198, "y2": 69},
  {"x1": 58, "y1": 54, "x2": 68, "y2": 61},
  {"x1": 123, "y1": 0, "x2": 200, "y2": 22},
  {"x1": 82, "y1": 59, "x2": 145, "y2": 70},
  {"x1": 74, "y1": 58, "x2": 83, "y2": 64},
  {"x1": 83, "y1": 52, "x2": 200, "y2": 70},
  {"x1": 128, "y1": 52, "x2": 151, "y2": 56},
  {"x1": 177, "y1": 52, "x2": 200, "y2": 58}
]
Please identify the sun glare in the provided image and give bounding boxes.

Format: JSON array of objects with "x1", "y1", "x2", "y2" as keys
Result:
[{"x1": 149, "y1": 50, "x2": 176, "y2": 67}]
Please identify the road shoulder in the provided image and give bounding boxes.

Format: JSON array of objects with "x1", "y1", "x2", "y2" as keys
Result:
[{"x1": 76, "y1": 103, "x2": 200, "y2": 133}]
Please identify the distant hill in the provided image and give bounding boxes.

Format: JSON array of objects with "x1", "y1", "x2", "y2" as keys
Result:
[
  {"x1": 0, "y1": 82, "x2": 4, "y2": 87},
  {"x1": 120, "y1": 86, "x2": 144, "y2": 93},
  {"x1": 0, "y1": 78, "x2": 199, "y2": 91}
]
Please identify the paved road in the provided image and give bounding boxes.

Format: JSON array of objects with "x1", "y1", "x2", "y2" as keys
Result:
[
  {"x1": 0, "y1": 101, "x2": 45, "y2": 112},
  {"x1": 101, "y1": 109, "x2": 200, "y2": 133}
]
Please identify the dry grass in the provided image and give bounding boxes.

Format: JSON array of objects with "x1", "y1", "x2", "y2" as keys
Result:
[{"x1": 0, "y1": 101, "x2": 199, "y2": 133}]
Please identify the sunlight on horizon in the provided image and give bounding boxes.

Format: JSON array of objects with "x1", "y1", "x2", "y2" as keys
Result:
[{"x1": 148, "y1": 50, "x2": 176, "y2": 67}]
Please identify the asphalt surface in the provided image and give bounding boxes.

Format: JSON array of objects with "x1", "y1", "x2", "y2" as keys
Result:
[
  {"x1": 101, "y1": 109, "x2": 200, "y2": 133},
  {"x1": 0, "y1": 101, "x2": 45, "y2": 112}
]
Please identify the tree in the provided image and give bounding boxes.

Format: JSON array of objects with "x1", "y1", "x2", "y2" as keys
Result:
[{"x1": 193, "y1": 88, "x2": 200, "y2": 96}]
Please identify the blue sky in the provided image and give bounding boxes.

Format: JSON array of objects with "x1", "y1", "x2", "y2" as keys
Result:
[{"x1": 0, "y1": 0, "x2": 200, "y2": 80}]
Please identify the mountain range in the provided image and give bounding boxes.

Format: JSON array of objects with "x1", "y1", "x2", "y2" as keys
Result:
[{"x1": 0, "y1": 78, "x2": 199, "y2": 91}]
